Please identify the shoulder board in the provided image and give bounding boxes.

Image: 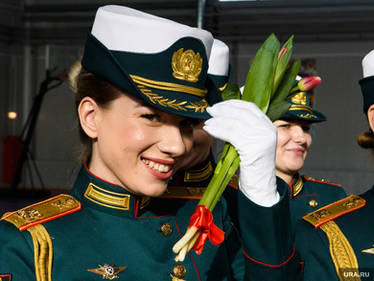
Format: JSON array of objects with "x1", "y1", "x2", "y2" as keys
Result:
[
  {"x1": 302, "y1": 175, "x2": 341, "y2": 187},
  {"x1": 1, "y1": 194, "x2": 81, "y2": 231},
  {"x1": 303, "y1": 195, "x2": 366, "y2": 228},
  {"x1": 227, "y1": 174, "x2": 238, "y2": 190},
  {"x1": 160, "y1": 186, "x2": 206, "y2": 200}
]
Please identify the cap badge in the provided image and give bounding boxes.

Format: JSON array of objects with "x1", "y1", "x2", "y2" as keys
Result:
[
  {"x1": 87, "y1": 264, "x2": 127, "y2": 279},
  {"x1": 291, "y1": 92, "x2": 307, "y2": 105},
  {"x1": 172, "y1": 48, "x2": 202, "y2": 82}
]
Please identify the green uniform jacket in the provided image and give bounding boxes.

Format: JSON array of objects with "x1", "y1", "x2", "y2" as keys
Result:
[
  {"x1": 294, "y1": 186, "x2": 373, "y2": 281},
  {"x1": 289, "y1": 174, "x2": 346, "y2": 231},
  {"x1": 0, "y1": 164, "x2": 294, "y2": 281}
]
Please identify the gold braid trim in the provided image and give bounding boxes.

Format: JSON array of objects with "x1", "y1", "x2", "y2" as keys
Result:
[
  {"x1": 3, "y1": 216, "x2": 53, "y2": 281},
  {"x1": 289, "y1": 104, "x2": 313, "y2": 113},
  {"x1": 137, "y1": 85, "x2": 208, "y2": 113},
  {"x1": 130, "y1": 74, "x2": 207, "y2": 97},
  {"x1": 320, "y1": 221, "x2": 360, "y2": 281},
  {"x1": 28, "y1": 224, "x2": 53, "y2": 281}
]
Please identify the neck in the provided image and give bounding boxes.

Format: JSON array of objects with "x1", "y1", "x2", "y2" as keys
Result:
[{"x1": 276, "y1": 170, "x2": 295, "y2": 185}]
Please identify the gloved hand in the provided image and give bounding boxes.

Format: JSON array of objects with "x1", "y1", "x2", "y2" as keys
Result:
[{"x1": 204, "y1": 99, "x2": 280, "y2": 207}]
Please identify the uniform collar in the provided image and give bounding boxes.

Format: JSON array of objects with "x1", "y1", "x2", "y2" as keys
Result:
[
  {"x1": 70, "y1": 164, "x2": 150, "y2": 217},
  {"x1": 289, "y1": 173, "x2": 304, "y2": 198}
]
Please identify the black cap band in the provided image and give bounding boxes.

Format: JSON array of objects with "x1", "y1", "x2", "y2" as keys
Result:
[{"x1": 359, "y1": 76, "x2": 374, "y2": 113}]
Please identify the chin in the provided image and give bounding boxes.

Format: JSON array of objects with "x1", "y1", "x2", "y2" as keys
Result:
[
  {"x1": 145, "y1": 183, "x2": 168, "y2": 197},
  {"x1": 288, "y1": 164, "x2": 303, "y2": 174}
]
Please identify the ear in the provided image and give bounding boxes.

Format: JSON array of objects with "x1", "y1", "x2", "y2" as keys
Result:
[
  {"x1": 77, "y1": 97, "x2": 100, "y2": 139},
  {"x1": 367, "y1": 104, "x2": 374, "y2": 132}
]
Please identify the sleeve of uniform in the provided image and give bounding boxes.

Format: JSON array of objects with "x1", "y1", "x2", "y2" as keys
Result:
[
  {"x1": 238, "y1": 177, "x2": 296, "y2": 281},
  {"x1": 0, "y1": 220, "x2": 35, "y2": 280}
]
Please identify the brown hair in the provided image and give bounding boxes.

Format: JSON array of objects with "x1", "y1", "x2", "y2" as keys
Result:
[
  {"x1": 357, "y1": 130, "x2": 374, "y2": 149},
  {"x1": 69, "y1": 61, "x2": 122, "y2": 162}
]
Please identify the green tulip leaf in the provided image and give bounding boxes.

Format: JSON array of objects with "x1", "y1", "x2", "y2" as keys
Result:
[
  {"x1": 267, "y1": 101, "x2": 292, "y2": 122},
  {"x1": 242, "y1": 33, "x2": 280, "y2": 112}
]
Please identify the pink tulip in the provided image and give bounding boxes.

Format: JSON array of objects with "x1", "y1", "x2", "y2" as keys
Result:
[{"x1": 297, "y1": 76, "x2": 322, "y2": 91}]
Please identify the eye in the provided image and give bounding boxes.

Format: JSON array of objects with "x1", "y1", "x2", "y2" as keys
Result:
[
  {"x1": 302, "y1": 125, "x2": 311, "y2": 133},
  {"x1": 278, "y1": 123, "x2": 291, "y2": 129},
  {"x1": 180, "y1": 118, "x2": 201, "y2": 128},
  {"x1": 141, "y1": 113, "x2": 160, "y2": 122}
]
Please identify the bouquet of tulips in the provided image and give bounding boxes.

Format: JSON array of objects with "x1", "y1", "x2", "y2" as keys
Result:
[{"x1": 172, "y1": 33, "x2": 321, "y2": 261}]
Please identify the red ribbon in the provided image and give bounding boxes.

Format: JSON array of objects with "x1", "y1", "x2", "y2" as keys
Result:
[{"x1": 188, "y1": 205, "x2": 225, "y2": 255}]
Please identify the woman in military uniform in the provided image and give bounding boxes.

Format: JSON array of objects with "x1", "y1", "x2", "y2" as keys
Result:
[
  {"x1": 292, "y1": 49, "x2": 374, "y2": 281},
  {"x1": 0, "y1": 5, "x2": 294, "y2": 281},
  {"x1": 273, "y1": 81, "x2": 346, "y2": 230}
]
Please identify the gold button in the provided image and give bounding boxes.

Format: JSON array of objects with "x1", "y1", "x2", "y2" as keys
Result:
[
  {"x1": 173, "y1": 264, "x2": 186, "y2": 278},
  {"x1": 160, "y1": 222, "x2": 172, "y2": 237},
  {"x1": 309, "y1": 199, "x2": 318, "y2": 208}
]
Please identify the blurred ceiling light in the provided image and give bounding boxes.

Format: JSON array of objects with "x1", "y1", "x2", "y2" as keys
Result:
[{"x1": 8, "y1": 111, "x2": 17, "y2": 119}]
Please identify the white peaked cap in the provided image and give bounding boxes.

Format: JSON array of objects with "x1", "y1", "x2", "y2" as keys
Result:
[
  {"x1": 91, "y1": 5, "x2": 213, "y2": 57},
  {"x1": 362, "y1": 49, "x2": 374, "y2": 78},
  {"x1": 208, "y1": 39, "x2": 230, "y2": 76}
]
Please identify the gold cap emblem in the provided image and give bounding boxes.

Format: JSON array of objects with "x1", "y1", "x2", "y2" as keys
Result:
[
  {"x1": 172, "y1": 48, "x2": 202, "y2": 82},
  {"x1": 291, "y1": 92, "x2": 306, "y2": 105},
  {"x1": 291, "y1": 92, "x2": 307, "y2": 105}
]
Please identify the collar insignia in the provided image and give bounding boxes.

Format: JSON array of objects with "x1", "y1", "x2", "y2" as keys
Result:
[
  {"x1": 84, "y1": 183, "x2": 130, "y2": 211},
  {"x1": 362, "y1": 245, "x2": 374, "y2": 255},
  {"x1": 292, "y1": 175, "x2": 303, "y2": 197},
  {"x1": 184, "y1": 161, "x2": 213, "y2": 182},
  {"x1": 88, "y1": 264, "x2": 127, "y2": 279}
]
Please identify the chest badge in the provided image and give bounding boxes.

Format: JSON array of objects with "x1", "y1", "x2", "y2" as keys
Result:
[
  {"x1": 362, "y1": 245, "x2": 374, "y2": 255},
  {"x1": 88, "y1": 264, "x2": 127, "y2": 279}
]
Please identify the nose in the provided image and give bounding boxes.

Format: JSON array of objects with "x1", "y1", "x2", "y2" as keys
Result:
[
  {"x1": 292, "y1": 125, "x2": 307, "y2": 144},
  {"x1": 158, "y1": 125, "x2": 188, "y2": 157}
]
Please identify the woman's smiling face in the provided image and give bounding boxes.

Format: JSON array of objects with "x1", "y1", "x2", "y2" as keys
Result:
[
  {"x1": 274, "y1": 119, "x2": 312, "y2": 180},
  {"x1": 82, "y1": 94, "x2": 196, "y2": 197}
]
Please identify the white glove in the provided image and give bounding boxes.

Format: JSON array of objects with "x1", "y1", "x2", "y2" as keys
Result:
[{"x1": 204, "y1": 99, "x2": 280, "y2": 207}]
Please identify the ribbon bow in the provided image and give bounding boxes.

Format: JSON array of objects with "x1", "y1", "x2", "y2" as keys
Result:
[{"x1": 188, "y1": 205, "x2": 225, "y2": 254}]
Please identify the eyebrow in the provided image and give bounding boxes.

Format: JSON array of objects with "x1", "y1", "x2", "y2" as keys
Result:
[{"x1": 135, "y1": 100, "x2": 151, "y2": 108}]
